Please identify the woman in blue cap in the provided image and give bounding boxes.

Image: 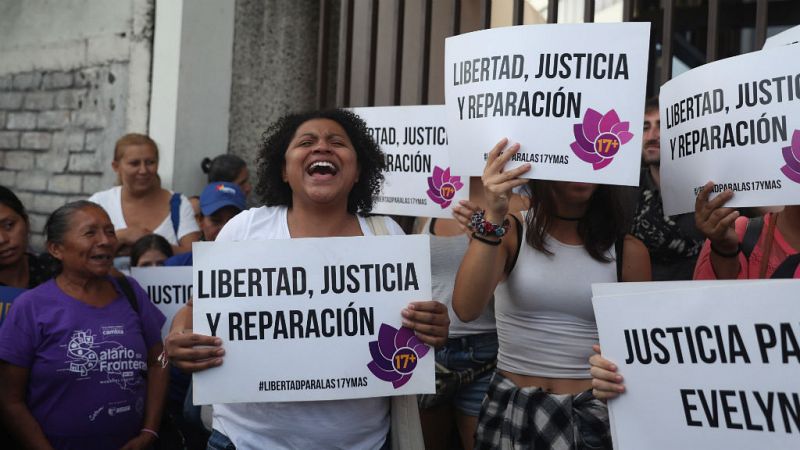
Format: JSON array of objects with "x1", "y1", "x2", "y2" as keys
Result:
[{"x1": 164, "y1": 181, "x2": 247, "y2": 267}]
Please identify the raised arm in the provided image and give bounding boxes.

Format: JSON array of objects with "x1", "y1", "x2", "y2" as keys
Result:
[{"x1": 452, "y1": 139, "x2": 529, "y2": 322}]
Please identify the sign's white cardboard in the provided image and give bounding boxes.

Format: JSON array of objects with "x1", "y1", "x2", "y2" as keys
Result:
[
  {"x1": 131, "y1": 266, "x2": 193, "y2": 340},
  {"x1": 659, "y1": 44, "x2": 800, "y2": 215},
  {"x1": 763, "y1": 25, "x2": 800, "y2": 49},
  {"x1": 191, "y1": 235, "x2": 434, "y2": 404},
  {"x1": 444, "y1": 22, "x2": 650, "y2": 186},
  {"x1": 352, "y1": 105, "x2": 469, "y2": 218},
  {"x1": 593, "y1": 281, "x2": 800, "y2": 450}
]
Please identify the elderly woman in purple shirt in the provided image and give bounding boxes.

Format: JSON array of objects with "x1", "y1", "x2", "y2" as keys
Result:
[{"x1": 0, "y1": 201, "x2": 167, "y2": 450}]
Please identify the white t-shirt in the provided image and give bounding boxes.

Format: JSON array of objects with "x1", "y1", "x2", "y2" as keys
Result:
[
  {"x1": 212, "y1": 205, "x2": 403, "y2": 450},
  {"x1": 88, "y1": 186, "x2": 199, "y2": 245}
]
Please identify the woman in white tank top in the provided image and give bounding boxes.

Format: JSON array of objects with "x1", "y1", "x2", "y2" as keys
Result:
[{"x1": 452, "y1": 139, "x2": 651, "y2": 449}]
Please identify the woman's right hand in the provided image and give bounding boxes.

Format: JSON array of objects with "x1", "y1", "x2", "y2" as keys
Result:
[
  {"x1": 115, "y1": 226, "x2": 152, "y2": 246},
  {"x1": 164, "y1": 330, "x2": 224, "y2": 373},
  {"x1": 694, "y1": 182, "x2": 739, "y2": 253},
  {"x1": 589, "y1": 345, "x2": 625, "y2": 401},
  {"x1": 482, "y1": 138, "x2": 530, "y2": 222}
]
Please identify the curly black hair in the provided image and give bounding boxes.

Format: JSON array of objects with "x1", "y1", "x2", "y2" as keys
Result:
[{"x1": 255, "y1": 109, "x2": 385, "y2": 214}]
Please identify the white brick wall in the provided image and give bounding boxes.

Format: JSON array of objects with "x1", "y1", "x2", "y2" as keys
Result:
[{"x1": 1, "y1": 65, "x2": 129, "y2": 250}]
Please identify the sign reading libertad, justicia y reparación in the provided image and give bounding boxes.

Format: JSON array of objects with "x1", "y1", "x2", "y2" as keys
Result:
[
  {"x1": 353, "y1": 105, "x2": 468, "y2": 218},
  {"x1": 444, "y1": 22, "x2": 650, "y2": 186},
  {"x1": 191, "y1": 235, "x2": 435, "y2": 405},
  {"x1": 659, "y1": 44, "x2": 800, "y2": 215}
]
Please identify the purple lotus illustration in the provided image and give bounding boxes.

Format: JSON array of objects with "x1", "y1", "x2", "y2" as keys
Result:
[
  {"x1": 571, "y1": 108, "x2": 634, "y2": 170},
  {"x1": 426, "y1": 166, "x2": 463, "y2": 208},
  {"x1": 781, "y1": 129, "x2": 800, "y2": 184},
  {"x1": 367, "y1": 323, "x2": 430, "y2": 388}
]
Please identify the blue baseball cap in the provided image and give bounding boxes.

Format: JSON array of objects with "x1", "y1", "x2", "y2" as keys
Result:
[{"x1": 200, "y1": 182, "x2": 247, "y2": 216}]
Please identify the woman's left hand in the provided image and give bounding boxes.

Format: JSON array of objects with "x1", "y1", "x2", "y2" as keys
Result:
[
  {"x1": 402, "y1": 301, "x2": 450, "y2": 348},
  {"x1": 589, "y1": 344, "x2": 625, "y2": 401},
  {"x1": 119, "y1": 431, "x2": 157, "y2": 450},
  {"x1": 452, "y1": 200, "x2": 481, "y2": 235}
]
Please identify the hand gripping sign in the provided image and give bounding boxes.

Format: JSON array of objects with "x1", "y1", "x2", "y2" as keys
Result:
[{"x1": 191, "y1": 235, "x2": 435, "y2": 404}]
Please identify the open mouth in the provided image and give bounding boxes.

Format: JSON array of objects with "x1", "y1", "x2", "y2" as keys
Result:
[
  {"x1": 89, "y1": 254, "x2": 113, "y2": 263},
  {"x1": 306, "y1": 161, "x2": 339, "y2": 177}
]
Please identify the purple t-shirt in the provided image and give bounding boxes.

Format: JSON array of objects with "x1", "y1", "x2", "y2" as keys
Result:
[{"x1": 0, "y1": 277, "x2": 165, "y2": 450}]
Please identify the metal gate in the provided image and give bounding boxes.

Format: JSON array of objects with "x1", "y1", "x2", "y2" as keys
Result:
[{"x1": 315, "y1": 0, "x2": 800, "y2": 109}]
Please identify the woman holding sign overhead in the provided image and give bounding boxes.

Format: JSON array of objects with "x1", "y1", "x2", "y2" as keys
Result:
[
  {"x1": 451, "y1": 138, "x2": 651, "y2": 449},
  {"x1": 164, "y1": 109, "x2": 449, "y2": 450}
]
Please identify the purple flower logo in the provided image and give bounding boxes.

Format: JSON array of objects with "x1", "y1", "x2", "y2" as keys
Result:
[
  {"x1": 426, "y1": 166, "x2": 463, "y2": 208},
  {"x1": 571, "y1": 108, "x2": 634, "y2": 170},
  {"x1": 367, "y1": 323, "x2": 430, "y2": 388},
  {"x1": 781, "y1": 129, "x2": 800, "y2": 184}
]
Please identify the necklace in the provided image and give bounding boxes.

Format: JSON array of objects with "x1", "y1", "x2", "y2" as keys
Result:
[{"x1": 554, "y1": 214, "x2": 583, "y2": 221}]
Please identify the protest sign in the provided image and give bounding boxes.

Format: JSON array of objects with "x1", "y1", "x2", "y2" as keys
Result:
[
  {"x1": 352, "y1": 105, "x2": 468, "y2": 218},
  {"x1": 192, "y1": 235, "x2": 434, "y2": 404},
  {"x1": 593, "y1": 280, "x2": 800, "y2": 450},
  {"x1": 0, "y1": 286, "x2": 26, "y2": 326},
  {"x1": 659, "y1": 44, "x2": 800, "y2": 215},
  {"x1": 130, "y1": 266, "x2": 192, "y2": 339},
  {"x1": 444, "y1": 23, "x2": 650, "y2": 186},
  {"x1": 763, "y1": 25, "x2": 800, "y2": 50}
]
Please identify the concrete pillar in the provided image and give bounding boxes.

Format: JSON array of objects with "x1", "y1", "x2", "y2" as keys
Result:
[
  {"x1": 148, "y1": 0, "x2": 235, "y2": 195},
  {"x1": 227, "y1": 0, "x2": 328, "y2": 180}
]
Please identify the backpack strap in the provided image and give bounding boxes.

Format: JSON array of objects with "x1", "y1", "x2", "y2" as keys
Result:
[
  {"x1": 170, "y1": 193, "x2": 182, "y2": 238},
  {"x1": 365, "y1": 215, "x2": 390, "y2": 236},
  {"x1": 615, "y1": 235, "x2": 625, "y2": 282},
  {"x1": 741, "y1": 216, "x2": 764, "y2": 259},
  {"x1": 771, "y1": 253, "x2": 800, "y2": 279},
  {"x1": 114, "y1": 275, "x2": 139, "y2": 314}
]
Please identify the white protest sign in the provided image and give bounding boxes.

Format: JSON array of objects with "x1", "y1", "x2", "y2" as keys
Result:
[
  {"x1": 444, "y1": 23, "x2": 650, "y2": 186},
  {"x1": 192, "y1": 235, "x2": 434, "y2": 404},
  {"x1": 593, "y1": 281, "x2": 800, "y2": 450},
  {"x1": 659, "y1": 44, "x2": 800, "y2": 215},
  {"x1": 352, "y1": 105, "x2": 469, "y2": 218},
  {"x1": 590, "y1": 279, "x2": 783, "y2": 298},
  {"x1": 131, "y1": 266, "x2": 193, "y2": 339},
  {"x1": 763, "y1": 25, "x2": 800, "y2": 50}
]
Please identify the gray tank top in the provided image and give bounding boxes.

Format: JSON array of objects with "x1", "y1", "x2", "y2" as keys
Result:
[
  {"x1": 423, "y1": 219, "x2": 496, "y2": 337},
  {"x1": 495, "y1": 225, "x2": 616, "y2": 378}
]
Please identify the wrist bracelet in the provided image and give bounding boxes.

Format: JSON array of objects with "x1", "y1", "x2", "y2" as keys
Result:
[
  {"x1": 472, "y1": 232, "x2": 502, "y2": 246},
  {"x1": 470, "y1": 210, "x2": 510, "y2": 237},
  {"x1": 157, "y1": 349, "x2": 169, "y2": 368},
  {"x1": 710, "y1": 242, "x2": 740, "y2": 258},
  {"x1": 141, "y1": 428, "x2": 159, "y2": 440}
]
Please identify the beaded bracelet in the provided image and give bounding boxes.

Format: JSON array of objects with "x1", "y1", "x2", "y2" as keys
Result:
[{"x1": 470, "y1": 210, "x2": 510, "y2": 237}]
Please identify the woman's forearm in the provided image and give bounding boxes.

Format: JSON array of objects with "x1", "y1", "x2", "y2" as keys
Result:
[
  {"x1": 142, "y1": 345, "x2": 169, "y2": 432},
  {"x1": 0, "y1": 399, "x2": 54, "y2": 449},
  {"x1": 0, "y1": 363, "x2": 53, "y2": 449},
  {"x1": 452, "y1": 238, "x2": 508, "y2": 322},
  {"x1": 173, "y1": 232, "x2": 202, "y2": 255}
]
